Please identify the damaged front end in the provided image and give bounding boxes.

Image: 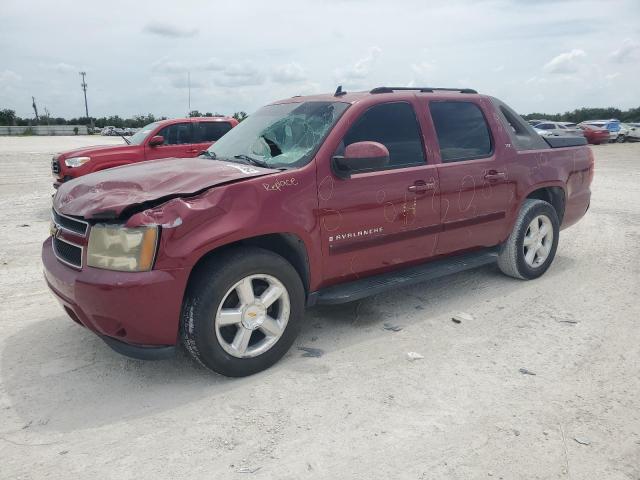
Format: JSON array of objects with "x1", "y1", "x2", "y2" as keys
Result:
[
  {"x1": 44, "y1": 156, "x2": 280, "y2": 352},
  {"x1": 53, "y1": 156, "x2": 278, "y2": 221}
]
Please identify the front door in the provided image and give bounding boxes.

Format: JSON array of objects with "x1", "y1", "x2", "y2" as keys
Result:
[
  {"x1": 145, "y1": 122, "x2": 196, "y2": 160},
  {"x1": 427, "y1": 100, "x2": 512, "y2": 254},
  {"x1": 317, "y1": 102, "x2": 441, "y2": 285}
]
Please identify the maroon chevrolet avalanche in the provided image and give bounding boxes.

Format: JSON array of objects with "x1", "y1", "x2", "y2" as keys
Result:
[{"x1": 43, "y1": 87, "x2": 593, "y2": 376}]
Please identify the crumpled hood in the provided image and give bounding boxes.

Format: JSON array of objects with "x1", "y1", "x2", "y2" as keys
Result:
[{"x1": 54, "y1": 157, "x2": 277, "y2": 220}]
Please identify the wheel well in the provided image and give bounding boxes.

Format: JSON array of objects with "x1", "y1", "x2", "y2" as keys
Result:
[
  {"x1": 191, "y1": 233, "x2": 311, "y2": 294},
  {"x1": 526, "y1": 187, "x2": 565, "y2": 222}
]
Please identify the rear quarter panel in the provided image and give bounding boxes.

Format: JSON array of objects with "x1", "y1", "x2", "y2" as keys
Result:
[{"x1": 502, "y1": 144, "x2": 593, "y2": 235}]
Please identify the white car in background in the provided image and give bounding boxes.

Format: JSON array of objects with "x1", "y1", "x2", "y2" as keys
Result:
[
  {"x1": 534, "y1": 121, "x2": 584, "y2": 137},
  {"x1": 623, "y1": 123, "x2": 640, "y2": 141}
]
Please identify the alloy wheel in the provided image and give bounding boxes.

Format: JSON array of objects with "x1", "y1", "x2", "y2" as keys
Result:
[{"x1": 214, "y1": 274, "x2": 290, "y2": 358}]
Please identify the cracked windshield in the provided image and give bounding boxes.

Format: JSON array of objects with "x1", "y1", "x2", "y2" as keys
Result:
[{"x1": 206, "y1": 101, "x2": 349, "y2": 169}]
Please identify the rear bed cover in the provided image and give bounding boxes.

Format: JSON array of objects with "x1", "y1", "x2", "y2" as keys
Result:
[{"x1": 544, "y1": 136, "x2": 587, "y2": 148}]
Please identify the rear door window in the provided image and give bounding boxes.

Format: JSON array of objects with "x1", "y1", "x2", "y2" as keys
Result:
[
  {"x1": 194, "y1": 121, "x2": 233, "y2": 142},
  {"x1": 429, "y1": 101, "x2": 492, "y2": 162},
  {"x1": 490, "y1": 97, "x2": 550, "y2": 151}
]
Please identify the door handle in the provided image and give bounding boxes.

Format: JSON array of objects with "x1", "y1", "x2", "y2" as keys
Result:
[
  {"x1": 484, "y1": 171, "x2": 506, "y2": 181},
  {"x1": 408, "y1": 181, "x2": 436, "y2": 193}
]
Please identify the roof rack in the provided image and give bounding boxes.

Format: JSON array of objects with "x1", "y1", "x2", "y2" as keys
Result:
[{"x1": 370, "y1": 86, "x2": 478, "y2": 94}]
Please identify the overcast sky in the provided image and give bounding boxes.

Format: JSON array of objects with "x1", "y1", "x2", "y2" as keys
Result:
[{"x1": 1, "y1": 0, "x2": 638, "y2": 119}]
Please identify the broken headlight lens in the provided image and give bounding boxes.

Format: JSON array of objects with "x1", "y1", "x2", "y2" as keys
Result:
[
  {"x1": 64, "y1": 156, "x2": 91, "y2": 168},
  {"x1": 87, "y1": 225, "x2": 158, "y2": 272}
]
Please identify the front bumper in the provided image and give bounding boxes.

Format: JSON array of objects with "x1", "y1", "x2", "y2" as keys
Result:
[{"x1": 42, "y1": 237, "x2": 188, "y2": 356}]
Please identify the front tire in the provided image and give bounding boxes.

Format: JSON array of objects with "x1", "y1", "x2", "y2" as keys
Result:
[
  {"x1": 498, "y1": 199, "x2": 560, "y2": 280},
  {"x1": 181, "y1": 247, "x2": 305, "y2": 377},
  {"x1": 616, "y1": 135, "x2": 626, "y2": 143}
]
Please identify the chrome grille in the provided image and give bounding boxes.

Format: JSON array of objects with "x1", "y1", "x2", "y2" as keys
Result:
[
  {"x1": 52, "y1": 209, "x2": 88, "y2": 236},
  {"x1": 53, "y1": 237, "x2": 83, "y2": 269},
  {"x1": 51, "y1": 155, "x2": 60, "y2": 175}
]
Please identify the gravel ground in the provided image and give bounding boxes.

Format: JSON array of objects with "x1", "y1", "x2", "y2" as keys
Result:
[{"x1": 0, "y1": 136, "x2": 638, "y2": 480}]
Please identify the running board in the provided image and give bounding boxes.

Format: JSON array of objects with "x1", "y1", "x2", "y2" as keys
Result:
[{"x1": 307, "y1": 249, "x2": 499, "y2": 306}]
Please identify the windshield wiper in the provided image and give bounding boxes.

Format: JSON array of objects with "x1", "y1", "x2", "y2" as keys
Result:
[
  {"x1": 199, "y1": 150, "x2": 217, "y2": 159},
  {"x1": 233, "y1": 154, "x2": 270, "y2": 168},
  {"x1": 119, "y1": 132, "x2": 131, "y2": 145}
]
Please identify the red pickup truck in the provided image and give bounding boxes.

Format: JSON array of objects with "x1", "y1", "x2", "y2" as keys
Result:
[
  {"x1": 51, "y1": 116, "x2": 238, "y2": 187},
  {"x1": 43, "y1": 87, "x2": 593, "y2": 376}
]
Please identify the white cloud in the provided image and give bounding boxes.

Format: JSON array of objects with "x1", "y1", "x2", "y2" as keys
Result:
[
  {"x1": 609, "y1": 39, "x2": 640, "y2": 63},
  {"x1": 406, "y1": 61, "x2": 438, "y2": 87},
  {"x1": 272, "y1": 62, "x2": 307, "y2": 84},
  {"x1": 410, "y1": 61, "x2": 436, "y2": 79},
  {"x1": 50, "y1": 62, "x2": 79, "y2": 73},
  {"x1": 143, "y1": 22, "x2": 198, "y2": 38},
  {"x1": 411, "y1": 61, "x2": 436, "y2": 76},
  {"x1": 213, "y1": 63, "x2": 264, "y2": 87},
  {"x1": 151, "y1": 57, "x2": 188, "y2": 74},
  {"x1": 334, "y1": 47, "x2": 382, "y2": 82},
  {"x1": 170, "y1": 76, "x2": 205, "y2": 89},
  {"x1": 543, "y1": 49, "x2": 586, "y2": 74},
  {"x1": 1, "y1": 0, "x2": 639, "y2": 118},
  {"x1": 151, "y1": 57, "x2": 224, "y2": 74},
  {"x1": 198, "y1": 59, "x2": 224, "y2": 72},
  {"x1": 0, "y1": 70, "x2": 21, "y2": 84},
  {"x1": 605, "y1": 72, "x2": 621, "y2": 81}
]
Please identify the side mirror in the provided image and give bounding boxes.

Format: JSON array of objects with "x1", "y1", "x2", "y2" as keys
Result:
[
  {"x1": 332, "y1": 141, "x2": 389, "y2": 179},
  {"x1": 148, "y1": 135, "x2": 164, "y2": 147}
]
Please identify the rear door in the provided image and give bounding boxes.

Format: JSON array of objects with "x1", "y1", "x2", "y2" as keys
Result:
[
  {"x1": 427, "y1": 100, "x2": 512, "y2": 255},
  {"x1": 144, "y1": 122, "x2": 195, "y2": 160},
  {"x1": 192, "y1": 120, "x2": 233, "y2": 155},
  {"x1": 317, "y1": 101, "x2": 440, "y2": 284}
]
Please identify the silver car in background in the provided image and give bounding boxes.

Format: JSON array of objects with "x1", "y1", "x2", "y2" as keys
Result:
[{"x1": 534, "y1": 121, "x2": 584, "y2": 137}]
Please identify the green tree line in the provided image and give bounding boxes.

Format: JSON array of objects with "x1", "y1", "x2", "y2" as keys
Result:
[
  {"x1": 0, "y1": 109, "x2": 249, "y2": 127},
  {"x1": 2, "y1": 105, "x2": 637, "y2": 128},
  {"x1": 522, "y1": 106, "x2": 640, "y2": 123}
]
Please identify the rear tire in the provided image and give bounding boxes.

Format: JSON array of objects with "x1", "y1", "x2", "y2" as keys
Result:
[
  {"x1": 181, "y1": 247, "x2": 305, "y2": 377},
  {"x1": 616, "y1": 135, "x2": 626, "y2": 143},
  {"x1": 497, "y1": 199, "x2": 559, "y2": 280}
]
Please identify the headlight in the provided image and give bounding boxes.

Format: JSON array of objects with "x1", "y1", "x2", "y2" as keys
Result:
[
  {"x1": 87, "y1": 225, "x2": 158, "y2": 272},
  {"x1": 65, "y1": 156, "x2": 91, "y2": 168}
]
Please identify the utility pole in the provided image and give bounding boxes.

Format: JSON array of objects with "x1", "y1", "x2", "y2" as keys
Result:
[
  {"x1": 31, "y1": 96, "x2": 40, "y2": 123},
  {"x1": 79, "y1": 71, "x2": 92, "y2": 128},
  {"x1": 187, "y1": 71, "x2": 191, "y2": 116}
]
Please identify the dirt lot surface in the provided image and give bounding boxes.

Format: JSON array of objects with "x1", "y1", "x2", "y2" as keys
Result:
[{"x1": 0, "y1": 136, "x2": 638, "y2": 479}]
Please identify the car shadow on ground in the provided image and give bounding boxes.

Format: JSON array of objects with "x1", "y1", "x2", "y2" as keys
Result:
[{"x1": 1, "y1": 256, "x2": 576, "y2": 434}]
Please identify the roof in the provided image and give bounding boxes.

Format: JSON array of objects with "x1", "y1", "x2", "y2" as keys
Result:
[
  {"x1": 270, "y1": 86, "x2": 481, "y2": 106},
  {"x1": 156, "y1": 116, "x2": 236, "y2": 125}
]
